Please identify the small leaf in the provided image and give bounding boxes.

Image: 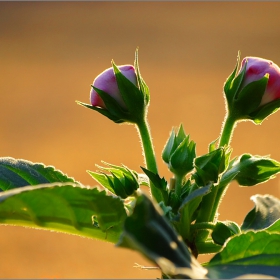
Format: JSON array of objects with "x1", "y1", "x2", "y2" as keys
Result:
[
  {"x1": 265, "y1": 219, "x2": 280, "y2": 234},
  {"x1": 117, "y1": 193, "x2": 207, "y2": 279},
  {"x1": 141, "y1": 167, "x2": 168, "y2": 204},
  {"x1": 211, "y1": 221, "x2": 240, "y2": 246},
  {"x1": 178, "y1": 184, "x2": 211, "y2": 240},
  {"x1": 241, "y1": 194, "x2": 280, "y2": 231},
  {"x1": 0, "y1": 183, "x2": 127, "y2": 243},
  {"x1": 0, "y1": 157, "x2": 79, "y2": 191}
]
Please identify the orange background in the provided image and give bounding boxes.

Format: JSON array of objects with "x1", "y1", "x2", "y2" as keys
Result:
[{"x1": 1, "y1": 2, "x2": 280, "y2": 278}]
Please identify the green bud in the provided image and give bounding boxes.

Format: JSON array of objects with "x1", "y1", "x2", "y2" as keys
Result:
[
  {"x1": 222, "y1": 154, "x2": 280, "y2": 186},
  {"x1": 162, "y1": 124, "x2": 196, "y2": 177},
  {"x1": 88, "y1": 162, "x2": 139, "y2": 199},
  {"x1": 193, "y1": 146, "x2": 231, "y2": 186}
]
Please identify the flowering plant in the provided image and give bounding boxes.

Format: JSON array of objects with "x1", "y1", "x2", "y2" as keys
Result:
[{"x1": 1, "y1": 49, "x2": 280, "y2": 278}]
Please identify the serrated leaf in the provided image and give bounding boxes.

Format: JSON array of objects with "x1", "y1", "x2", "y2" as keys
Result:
[
  {"x1": 0, "y1": 183, "x2": 126, "y2": 243},
  {"x1": 241, "y1": 194, "x2": 280, "y2": 231},
  {"x1": 117, "y1": 193, "x2": 207, "y2": 279},
  {"x1": 0, "y1": 157, "x2": 79, "y2": 191}
]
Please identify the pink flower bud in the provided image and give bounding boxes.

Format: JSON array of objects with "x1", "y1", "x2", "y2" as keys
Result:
[
  {"x1": 90, "y1": 65, "x2": 137, "y2": 109},
  {"x1": 239, "y1": 57, "x2": 280, "y2": 106}
]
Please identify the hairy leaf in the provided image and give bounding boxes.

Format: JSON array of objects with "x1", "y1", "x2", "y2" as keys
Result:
[
  {"x1": 117, "y1": 193, "x2": 207, "y2": 279},
  {"x1": 241, "y1": 194, "x2": 280, "y2": 231},
  {"x1": 0, "y1": 183, "x2": 126, "y2": 243},
  {"x1": 0, "y1": 157, "x2": 78, "y2": 191}
]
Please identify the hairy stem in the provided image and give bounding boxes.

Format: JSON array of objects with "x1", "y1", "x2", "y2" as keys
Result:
[{"x1": 137, "y1": 119, "x2": 163, "y2": 203}]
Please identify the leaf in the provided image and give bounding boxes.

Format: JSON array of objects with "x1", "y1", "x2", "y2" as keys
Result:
[
  {"x1": 209, "y1": 231, "x2": 280, "y2": 265},
  {"x1": 206, "y1": 231, "x2": 280, "y2": 278},
  {"x1": 265, "y1": 219, "x2": 280, "y2": 234},
  {"x1": 178, "y1": 184, "x2": 211, "y2": 240},
  {"x1": 141, "y1": 167, "x2": 168, "y2": 204},
  {"x1": 117, "y1": 193, "x2": 207, "y2": 279},
  {"x1": 0, "y1": 183, "x2": 127, "y2": 243},
  {"x1": 211, "y1": 221, "x2": 240, "y2": 246},
  {"x1": 241, "y1": 194, "x2": 280, "y2": 231},
  {"x1": 0, "y1": 157, "x2": 79, "y2": 191}
]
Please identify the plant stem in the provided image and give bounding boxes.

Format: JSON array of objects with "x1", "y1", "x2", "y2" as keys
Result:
[
  {"x1": 136, "y1": 119, "x2": 163, "y2": 203},
  {"x1": 218, "y1": 114, "x2": 237, "y2": 147},
  {"x1": 175, "y1": 175, "x2": 184, "y2": 197}
]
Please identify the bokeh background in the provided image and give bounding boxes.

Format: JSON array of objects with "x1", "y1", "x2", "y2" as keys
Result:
[{"x1": 1, "y1": 2, "x2": 280, "y2": 278}]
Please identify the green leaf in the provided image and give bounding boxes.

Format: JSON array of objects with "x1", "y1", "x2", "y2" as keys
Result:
[
  {"x1": 0, "y1": 157, "x2": 79, "y2": 191},
  {"x1": 265, "y1": 219, "x2": 280, "y2": 234},
  {"x1": 178, "y1": 184, "x2": 211, "y2": 240},
  {"x1": 241, "y1": 194, "x2": 280, "y2": 231},
  {"x1": 141, "y1": 167, "x2": 168, "y2": 204},
  {"x1": 211, "y1": 221, "x2": 240, "y2": 246},
  {"x1": 0, "y1": 183, "x2": 127, "y2": 243},
  {"x1": 117, "y1": 193, "x2": 207, "y2": 279},
  {"x1": 209, "y1": 231, "x2": 280, "y2": 265}
]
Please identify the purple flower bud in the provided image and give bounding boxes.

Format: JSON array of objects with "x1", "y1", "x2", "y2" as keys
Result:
[
  {"x1": 90, "y1": 65, "x2": 137, "y2": 109},
  {"x1": 239, "y1": 57, "x2": 280, "y2": 106}
]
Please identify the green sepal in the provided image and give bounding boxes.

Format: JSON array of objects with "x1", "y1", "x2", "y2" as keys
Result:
[
  {"x1": 162, "y1": 129, "x2": 176, "y2": 164},
  {"x1": 233, "y1": 74, "x2": 269, "y2": 118},
  {"x1": 76, "y1": 101, "x2": 128, "y2": 124},
  {"x1": 112, "y1": 62, "x2": 145, "y2": 123},
  {"x1": 226, "y1": 154, "x2": 280, "y2": 187},
  {"x1": 223, "y1": 51, "x2": 241, "y2": 106},
  {"x1": 170, "y1": 138, "x2": 196, "y2": 177},
  {"x1": 134, "y1": 48, "x2": 150, "y2": 106},
  {"x1": 241, "y1": 194, "x2": 280, "y2": 231},
  {"x1": 211, "y1": 221, "x2": 241, "y2": 246},
  {"x1": 141, "y1": 167, "x2": 168, "y2": 204},
  {"x1": 249, "y1": 98, "x2": 280, "y2": 124}
]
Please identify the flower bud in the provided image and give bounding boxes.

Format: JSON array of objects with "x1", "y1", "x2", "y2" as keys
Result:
[
  {"x1": 221, "y1": 154, "x2": 280, "y2": 187},
  {"x1": 239, "y1": 57, "x2": 280, "y2": 106},
  {"x1": 162, "y1": 124, "x2": 196, "y2": 177},
  {"x1": 77, "y1": 49, "x2": 150, "y2": 124},
  {"x1": 90, "y1": 65, "x2": 137, "y2": 109},
  {"x1": 88, "y1": 162, "x2": 140, "y2": 199},
  {"x1": 224, "y1": 53, "x2": 280, "y2": 124}
]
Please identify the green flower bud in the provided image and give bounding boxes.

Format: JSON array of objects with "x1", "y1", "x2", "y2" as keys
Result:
[
  {"x1": 162, "y1": 124, "x2": 196, "y2": 177},
  {"x1": 88, "y1": 162, "x2": 139, "y2": 199},
  {"x1": 193, "y1": 147, "x2": 231, "y2": 186},
  {"x1": 221, "y1": 154, "x2": 280, "y2": 186}
]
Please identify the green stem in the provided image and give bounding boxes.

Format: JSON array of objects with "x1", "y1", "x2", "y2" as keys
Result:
[
  {"x1": 196, "y1": 114, "x2": 238, "y2": 226},
  {"x1": 175, "y1": 175, "x2": 184, "y2": 197},
  {"x1": 218, "y1": 114, "x2": 237, "y2": 147},
  {"x1": 136, "y1": 119, "x2": 162, "y2": 203}
]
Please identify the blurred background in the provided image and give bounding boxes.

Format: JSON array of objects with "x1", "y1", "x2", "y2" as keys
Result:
[{"x1": 1, "y1": 2, "x2": 280, "y2": 278}]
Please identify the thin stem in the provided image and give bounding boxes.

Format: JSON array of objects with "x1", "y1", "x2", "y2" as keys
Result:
[
  {"x1": 175, "y1": 175, "x2": 184, "y2": 197},
  {"x1": 136, "y1": 119, "x2": 163, "y2": 203},
  {"x1": 219, "y1": 114, "x2": 237, "y2": 147}
]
